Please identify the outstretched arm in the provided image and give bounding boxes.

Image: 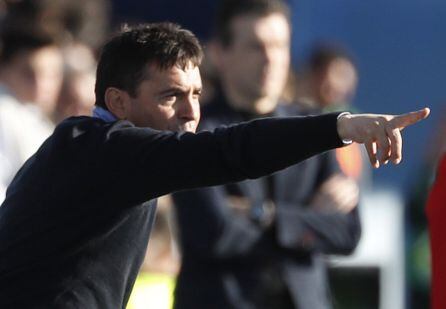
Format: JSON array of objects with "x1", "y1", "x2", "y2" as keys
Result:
[{"x1": 102, "y1": 108, "x2": 429, "y2": 204}]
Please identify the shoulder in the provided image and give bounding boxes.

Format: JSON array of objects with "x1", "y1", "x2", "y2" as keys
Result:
[
  {"x1": 53, "y1": 117, "x2": 162, "y2": 147},
  {"x1": 32, "y1": 117, "x2": 177, "y2": 178},
  {"x1": 54, "y1": 116, "x2": 110, "y2": 139}
]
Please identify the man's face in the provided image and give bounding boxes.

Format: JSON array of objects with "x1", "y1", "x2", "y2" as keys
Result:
[
  {"x1": 218, "y1": 13, "x2": 291, "y2": 106},
  {"x1": 123, "y1": 62, "x2": 202, "y2": 133},
  {"x1": 4, "y1": 46, "x2": 63, "y2": 114},
  {"x1": 318, "y1": 58, "x2": 358, "y2": 107}
]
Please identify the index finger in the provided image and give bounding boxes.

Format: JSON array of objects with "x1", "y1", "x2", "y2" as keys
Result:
[{"x1": 392, "y1": 107, "x2": 430, "y2": 129}]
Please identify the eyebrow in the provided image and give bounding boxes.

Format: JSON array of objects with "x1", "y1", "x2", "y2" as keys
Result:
[
  {"x1": 158, "y1": 85, "x2": 202, "y2": 96},
  {"x1": 158, "y1": 86, "x2": 188, "y2": 96}
]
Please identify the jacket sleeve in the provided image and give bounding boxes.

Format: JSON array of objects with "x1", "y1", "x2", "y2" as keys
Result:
[
  {"x1": 276, "y1": 151, "x2": 361, "y2": 255},
  {"x1": 275, "y1": 205, "x2": 361, "y2": 255},
  {"x1": 173, "y1": 185, "x2": 361, "y2": 260},
  {"x1": 100, "y1": 113, "x2": 344, "y2": 205},
  {"x1": 172, "y1": 186, "x2": 278, "y2": 260}
]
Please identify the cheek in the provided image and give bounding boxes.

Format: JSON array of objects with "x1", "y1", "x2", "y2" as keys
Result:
[
  {"x1": 194, "y1": 103, "x2": 201, "y2": 122},
  {"x1": 233, "y1": 59, "x2": 258, "y2": 85},
  {"x1": 12, "y1": 73, "x2": 37, "y2": 102},
  {"x1": 38, "y1": 75, "x2": 62, "y2": 103},
  {"x1": 152, "y1": 106, "x2": 177, "y2": 129},
  {"x1": 228, "y1": 50, "x2": 253, "y2": 72},
  {"x1": 161, "y1": 106, "x2": 177, "y2": 119},
  {"x1": 272, "y1": 51, "x2": 289, "y2": 71},
  {"x1": 271, "y1": 56, "x2": 289, "y2": 85}
]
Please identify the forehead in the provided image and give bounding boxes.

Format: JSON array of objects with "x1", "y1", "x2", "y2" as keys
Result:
[
  {"x1": 326, "y1": 58, "x2": 357, "y2": 79},
  {"x1": 230, "y1": 12, "x2": 290, "y2": 44},
  {"x1": 143, "y1": 61, "x2": 202, "y2": 90},
  {"x1": 330, "y1": 58, "x2": 356, "y2": 72},
  {"x1": 31, "y1": 46, "x2": 63, "y2": 67}
]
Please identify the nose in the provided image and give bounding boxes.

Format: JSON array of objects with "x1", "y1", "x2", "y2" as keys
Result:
[
  {"x1": 260, "y1": 45, "x2": 274, "y2": 66},
  {"x1": 178, "y1": 97, "x2": 199, "y2": 122}
]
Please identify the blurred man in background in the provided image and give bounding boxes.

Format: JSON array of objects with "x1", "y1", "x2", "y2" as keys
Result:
[
  {"x1": 0, "y1": 0, "x2": 110, "y2": 202},
  {"x1": 54, "y1": 42, "x2": 97, "y2": 123},
  {"x1": 297, "y1": 44, "x2": 358, "y2": 112},
  {"x1": 172, "y1": 1, "x2": 362, "y2": 308},
  {"x1": 0, "y1": 26, "x2": 63, "y2": 202}
]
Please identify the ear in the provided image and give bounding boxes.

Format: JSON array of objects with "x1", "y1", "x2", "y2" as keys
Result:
[{"x1": 104, "y1": 87, "x2": 130, "y2": 120}]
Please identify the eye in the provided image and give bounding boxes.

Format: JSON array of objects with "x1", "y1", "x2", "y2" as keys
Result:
[
  {"x1": 166, "y1": 95, "x2": 177, "y2": 102},
  {"x1": 162, "y1": 94, "x2": 177, "y2": 106},
  {"x1": 247, "y1": 41, "x2": 263, "y2": 52},
  {"x1": 192, "y1": 89, "x2": 202, "y2": 100}
]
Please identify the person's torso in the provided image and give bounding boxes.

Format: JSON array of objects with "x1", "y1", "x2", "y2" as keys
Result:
[{"x1": 0, "y1": 117, "x2": 157, "y2": 308}]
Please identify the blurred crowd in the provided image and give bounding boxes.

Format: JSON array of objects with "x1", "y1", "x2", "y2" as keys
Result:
[
  {"x1": 0, "y1": 0, "x2": 443, "y2": 309},
  {"x1": 0, "y1": 0, "x2": 107, "y2": 200}
]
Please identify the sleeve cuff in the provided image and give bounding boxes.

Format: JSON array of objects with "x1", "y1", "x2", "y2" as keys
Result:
[{"x1": 337, "y1": 112, "x2": 353, "y2": 145}]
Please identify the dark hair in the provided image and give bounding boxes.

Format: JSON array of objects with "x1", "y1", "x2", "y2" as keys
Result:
[
  {"x1": 0, "y1": 27, "x2": 57, "y2": 65},
  {"x1": 213, "y1": 0, "x2": 290, "y2": 47},
  {"x1": 95, "y1": 22, "x2": 203, "y2": 109},
  {"x1": 308, "y1": 43, "x2": 356, "y2": 74}
]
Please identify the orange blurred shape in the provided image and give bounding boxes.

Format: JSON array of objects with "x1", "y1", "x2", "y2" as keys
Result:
[{"x1": 335, "y1": 143, "x2": 363, "y2": 179}]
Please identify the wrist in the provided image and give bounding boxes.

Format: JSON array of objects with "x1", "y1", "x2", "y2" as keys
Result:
[{"x1": 337, "y1": 112, "x2": 353, "y2": 145}]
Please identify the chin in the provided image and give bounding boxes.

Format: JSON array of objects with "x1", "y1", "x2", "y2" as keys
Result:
[
  {"x1": 172, "y1": 124, "x2": 197, "y2": 133},
  {"x1": 183, "y1": 127, "x2": 197, "y2": 133}
]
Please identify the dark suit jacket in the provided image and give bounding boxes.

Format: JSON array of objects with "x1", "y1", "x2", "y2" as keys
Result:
[
  {"x1": 173, "y1": 98, "x2": 361, "y2": 309},
  {"x1": 0, "y1": 114, "x2": 345, "y2": 308}
]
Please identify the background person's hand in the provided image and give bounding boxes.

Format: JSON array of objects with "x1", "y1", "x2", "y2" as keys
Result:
[
  {"x1": 311, "y1": 174, "x2": 359, "y2": 213},
  {"x1": 337, "y1": 108, "x2": 430, "y2": 168}
]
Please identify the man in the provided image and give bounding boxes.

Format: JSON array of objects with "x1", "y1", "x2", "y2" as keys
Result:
[
  {"x1": 0, "y1": 26, "x2": 63, "y2": 202},
  {"x1": 299, "y1": 44, "x2": 358, "y2": 111},
  {"x1": 172, "y1": 1, "x2": 360, "y2": 308},
  {"x1": 0, "y1": 22, "x2": 428, "y2": 308}
]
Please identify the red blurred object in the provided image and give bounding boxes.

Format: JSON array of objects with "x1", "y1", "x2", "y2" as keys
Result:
[{"x1": 426, "y1": 154, "x2": 446, "y2": 309}]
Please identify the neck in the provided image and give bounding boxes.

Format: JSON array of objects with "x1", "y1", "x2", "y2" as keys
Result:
[{"x1": 92, "y1": 106, "x2": 118, "y2": 122}]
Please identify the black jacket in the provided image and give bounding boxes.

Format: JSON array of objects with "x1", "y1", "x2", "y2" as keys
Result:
[
  {"x1": 0, "y1": 113, "x2": 344, "y2": 308},
  {"x1": 173, "y1": 98, "x2": 361, "y2": 309}
]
